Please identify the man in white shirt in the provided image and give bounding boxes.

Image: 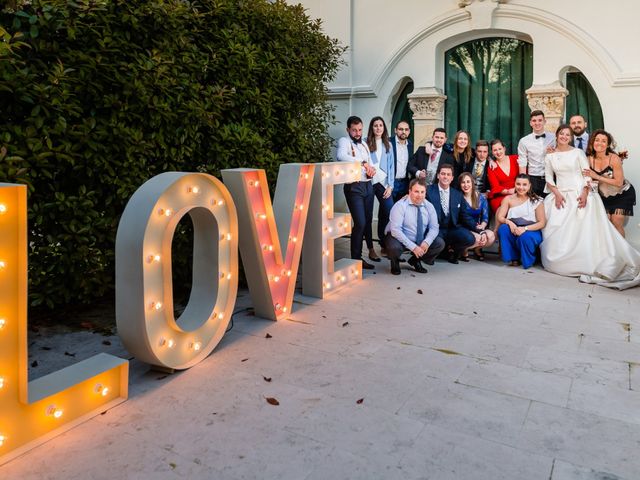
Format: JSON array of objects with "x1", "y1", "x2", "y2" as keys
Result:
[
  {"x1": 569, "y1": 114, "x2": 589, "y2": 152},
  {"x1": 391, "y1": 121, "x2": 413, "y2": 202},
  {"x1": 336, "y1": 115, "x2": 377, "y2": 270},
  {"x1": 517, "y1": 110, "x2": 555, "y2": 197}
]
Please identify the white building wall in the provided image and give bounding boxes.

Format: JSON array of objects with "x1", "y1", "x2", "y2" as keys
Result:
[{"x1": 296, "y1": 0, "x2": 640, "y2": 245}]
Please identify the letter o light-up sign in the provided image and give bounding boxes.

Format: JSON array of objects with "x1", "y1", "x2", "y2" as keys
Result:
[
  {"x1": 116, "y1": 172, "x2": 238, "y2": 370},
  {"x1": 0, "y1": 184, "x2": 128, "y2": 465}
]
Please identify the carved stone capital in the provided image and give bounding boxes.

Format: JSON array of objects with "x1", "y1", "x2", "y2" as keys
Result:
[
  {"x1": 407, "y1": 87, "x2": 447, "y2": 120},
  {"x1": 526, "y1": 81, "x2": 569, "y2": 132}
]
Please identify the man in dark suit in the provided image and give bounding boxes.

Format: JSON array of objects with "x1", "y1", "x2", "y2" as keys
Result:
[
  {"x1": 426, "y1": 163, "x2": 476, "y2": 264},
  {"x1": 390, "y1": 121, "x2": 413, "y2": 203},
  {"x1": 408, "y1": 127, "x2": 455, "y2": 186}
]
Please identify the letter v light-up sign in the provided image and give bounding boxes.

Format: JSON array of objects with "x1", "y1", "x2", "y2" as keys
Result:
[
  {"x1": 0, "y1": 184, "x2": 128, "y2": 466},
  {"x1": 221, "y1": 164, "x2": 314, "y2": 320},
  {"x1": 116, "y1": 173, "x2": 238, "y2": 370},
  {"x1": 302, "y1": 161, "x2": 362, "y2": 298}
]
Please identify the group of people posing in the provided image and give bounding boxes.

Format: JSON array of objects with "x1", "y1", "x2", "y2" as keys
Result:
[{"x1": 336, "y1": 111, "x2": 640, "y2": 290}]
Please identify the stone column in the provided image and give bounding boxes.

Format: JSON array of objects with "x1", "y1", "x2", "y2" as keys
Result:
[
  {"x1": 407, "y1": 87, "x2": 447, "y2": 152},
  {"x1": 525, "y1": 81, "x2": 569, "y2": 133}
]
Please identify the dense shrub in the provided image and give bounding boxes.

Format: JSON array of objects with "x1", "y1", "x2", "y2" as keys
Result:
[{"x1": 0, "y1": 0, "x2": 343, "y2": 309}]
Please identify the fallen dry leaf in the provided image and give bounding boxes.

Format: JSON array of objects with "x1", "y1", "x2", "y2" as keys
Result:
[
  {"x1": 265, "y1": 397, "x2": 280, "y2": 406},
  {"x1": 356, "y1": 398, "x2": 364, "y2": 404}
]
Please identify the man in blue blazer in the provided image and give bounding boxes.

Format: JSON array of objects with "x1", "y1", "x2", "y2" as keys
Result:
[
  {"x1": 426, "y1": 163, "x2": 476, "y2": 264},
  {"x1": 390, "y1": 121, "x2": 413, "y2": 203}
]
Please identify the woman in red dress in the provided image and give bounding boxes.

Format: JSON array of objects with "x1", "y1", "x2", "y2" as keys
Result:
[{"x1": 488, "y1": 139, "x2": 519, "y2": 213}]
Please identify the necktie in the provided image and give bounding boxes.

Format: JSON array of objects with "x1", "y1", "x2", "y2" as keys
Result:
[
  {"x1": 535, "y1": 133, "x2": 546, "y2": 139},
  {"x1": 430, "y1": 149, "x2": 439, "y2": 162},
  {"x1": 576, "y1": 137, "x2": 583, "y2": 150},
  {"x1": 441, "y1": 189, "x2": 449, "y2": 216},
  {"x1": 412, "y1": 204, "x2": 425, "y2": 244}
]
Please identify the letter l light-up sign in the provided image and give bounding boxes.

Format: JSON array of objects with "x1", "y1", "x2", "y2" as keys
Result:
[{"x1": 0, "y1": 184, "x2": 128, "y2": 466}]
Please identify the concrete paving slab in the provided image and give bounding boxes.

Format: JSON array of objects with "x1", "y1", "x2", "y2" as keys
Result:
[{"x1": 3, "y1": 238, "x2": 640, "y2": 479}]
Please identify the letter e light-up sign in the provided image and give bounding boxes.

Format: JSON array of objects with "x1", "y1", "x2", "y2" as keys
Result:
[
  {"x1": 221, "y1": 164, "x2": 314, "y2": 320},
  {"x1": 302, "y1": 162, "x2": 362, "y2": 298},
  {"x1": 0, "y1": 184, "x2": 128, "y2": 466},
  {"x1": 116, "y1": 173, "x2": 238, "y2": 370}
]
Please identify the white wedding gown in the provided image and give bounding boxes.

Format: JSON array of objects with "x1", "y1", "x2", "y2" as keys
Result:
[{"x1": 541, "y1": 148, "x2": 640, "y2": 290}]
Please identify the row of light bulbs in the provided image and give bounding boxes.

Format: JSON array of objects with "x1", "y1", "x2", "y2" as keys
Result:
[{"x1": 0, "y1": 202, "x2": 7, "y2": 447}]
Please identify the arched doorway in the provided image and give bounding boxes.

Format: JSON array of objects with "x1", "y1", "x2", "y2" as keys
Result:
[{"x1": 444, "y1": 37, "x2": 533, "y2": 153}]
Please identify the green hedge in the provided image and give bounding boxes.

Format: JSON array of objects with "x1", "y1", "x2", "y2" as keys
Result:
[{"x1": 0, "y1": 0, "x2": 343, "y2": 309}]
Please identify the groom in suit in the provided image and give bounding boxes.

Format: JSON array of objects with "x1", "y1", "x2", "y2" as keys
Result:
[{"x1": 426, "y1": 163, "x2": 475, "y2": 264}]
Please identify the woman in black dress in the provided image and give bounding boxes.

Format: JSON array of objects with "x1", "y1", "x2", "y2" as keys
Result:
[{"x1": 582, "y1": 129, "x2": 636, "y2": 237}]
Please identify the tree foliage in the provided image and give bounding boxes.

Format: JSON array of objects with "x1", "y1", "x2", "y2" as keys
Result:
[{"x1": 0, "y1": 0, "x2": 343, "y2": 309}]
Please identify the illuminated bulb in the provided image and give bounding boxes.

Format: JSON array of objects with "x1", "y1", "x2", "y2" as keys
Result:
[
  {"x1": 188, "y1": 186, "x2": 200, "y2": 194},
  {"x1": 0, "y1": 204, "x2": 6, "y2": 214},
  {"x1": 273, "y1": 275, "x2": 281, "y2": 283},
  {"x1": 220, "y1": 233, "x2": 232, "y2": 241},
  {"x1": 303, "y1": 173, "x2": 309, "y2": 179},
  {"x1": 282, "y1": 306, "x2": 288, "y2": 313},
  {"x1": 322, "y1": 172, "x2": 329, "y2": 178},
  {"x1": 190, "y1": 341, "x2": 202, "y2": 351},
  {"x1": 226, "y1": 273, "x2": 232, "y2": 280},
  {"x1": 94, "y1": 383, "x2": 109, "y2": 397},
  {"x1": 226, "y1": 233, "x2": 232, "y2": 241},
  {"x1": 323, "y1": 282, "x2": 331, "y2": 289},
  {"x1": 290, "y1": 236, "x2": 297, "y2": 243},
  {"x1": 298, "y1": 205, "x2": 304, "y2": 211},
  {"x1": 323, "y1": 204, "x2": 330, "y2": 212},
  {"x1": 157, "y1": 208, "x2": 173, "y2": 216},
  {"x1": 46, "y1": 405, "x2": 64, "y2": 419},
  {"x1": 147, "y1": 254, "x2": 161, "y2": 263},
  {"x1": 323, "y1": 250, "x2": 329, "y2": 257},
  {"x1": 0, "y1": 377, "x2": 4, "y2": 389},
  {"x1": 217, "y1": 312, "x2": 224, "y2": 320},
  {"x1": 351, "y1": 269, "x2": 359, "y2": 277},
  {"x1": 0, "y1": 261, "x2": 6, "y2": 269},
  {"x1": 167, "y1": 339, "x2": 175, "y2": 348},
  {"x1": 211, "y1": 198, "x2": 225, "y2": 206},
  {"x1": 341, "y1": 275, "x2": 346, "y2": 282},
  {"x1": 0, "y1": 435, "x2": 5, "y2": 447},
  {"x1": 262, "y1": 244, "x2": 273, "y2": 252},
  {"x1": 256, "y1": 213, "x2": 267, "y2": 220},
  {"x1": 286, "y1": 270, "x2": 292, "y2": 277},
  {"x1": 0, "y1": 319, "x2": 5, "y2": 329},
  {"x1": 338, "y1": 222, "x2": 344, "y2": 228},
  {"x1": 249, "y1": 180, "x2": 260, "y2": 188},
  {"x1": 150, "y1": 301, "x2": 163, "y2": 311}
]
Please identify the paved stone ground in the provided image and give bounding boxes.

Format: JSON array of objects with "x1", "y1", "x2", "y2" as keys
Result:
[{"x1": 3, "y1": 238, "x2": 640, "y2": 480}]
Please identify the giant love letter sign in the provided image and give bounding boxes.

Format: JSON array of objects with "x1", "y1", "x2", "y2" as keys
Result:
[
  {"x1": 302, "y1": 161, "x2": 362, "y2": 298},
  {"x1": 221, "y1": 164, "x2": 315, "y2": 320},
  {"x1": 0, "y1": 184, "x2": 129, "y2": 466},
  {"x1": 116, "y1": 172, "x2": 238, "y2": 370}
]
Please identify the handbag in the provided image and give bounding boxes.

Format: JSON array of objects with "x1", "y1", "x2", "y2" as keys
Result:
[{"x1": 509, "y1": 217, "x2": 536, "y2": 227}]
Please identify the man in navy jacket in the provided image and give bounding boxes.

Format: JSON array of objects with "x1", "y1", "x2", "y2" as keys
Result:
[{"x1": 426, "y1": 163, "x2": 475, "y2": 264}]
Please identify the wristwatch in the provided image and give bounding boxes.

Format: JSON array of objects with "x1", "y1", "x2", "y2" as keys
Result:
[{"x1": 524, "y1": 226, "x2": 529, "y2": 231}]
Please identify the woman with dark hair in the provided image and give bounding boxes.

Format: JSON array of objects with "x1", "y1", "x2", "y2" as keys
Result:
[
  {"x1": 541, "y1": 124, "x2": 640, "y2": 289},
  {"x1": 459, "y1": 172, "x2": 495, "y2": 260},
  {"x1": 365, "y1": 116, "x2": 395, "y2": 260},
  {"x1": 487, "y1": 138, "x2": 519, "y2": 213},
  {"x1": 451, "y1": 130, "x2": 473, "y2": 184},
  {"x1": 495, "y1": 174, "x2": 546, "y2": 268},
  {"x1": 582, "y1": 129, "x2": 636, "y2": 237}
]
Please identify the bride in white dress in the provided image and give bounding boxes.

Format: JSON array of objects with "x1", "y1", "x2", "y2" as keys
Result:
[{"x1": 541, "y1": 124, "x2": 640, "y2": 290}]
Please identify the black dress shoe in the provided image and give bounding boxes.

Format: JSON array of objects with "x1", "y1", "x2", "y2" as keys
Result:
[
  {"x1": 447, "y1": 253, "x2": 459, "y2": 264},
  {"x1": 361, "y1": 259, "x2": 375, "y2": 270},
  {"x1": 390, "y1": 258, "x2": 401, "y2": 275},
  {"x1": 407, "y1": 256, "x2": 428, "y2": 274}
]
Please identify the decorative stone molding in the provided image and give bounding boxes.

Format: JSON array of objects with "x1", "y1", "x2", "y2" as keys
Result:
[
  {"x1": 407, "y1": 87, "x2": 447, "y2": 149},
  {"x1": 458, "y1": 0, "x2": 507, "y2": 6},
  {"x1": 525, "y1": 81, "x2": 569, "y2": 132}
]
